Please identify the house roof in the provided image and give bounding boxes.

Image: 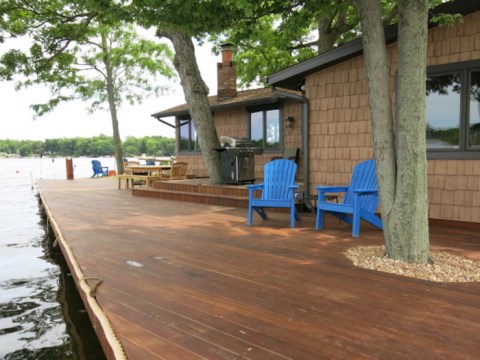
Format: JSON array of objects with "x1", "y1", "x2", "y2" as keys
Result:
[
  {"x1": 151, "y1": 87, "x2": 302, "y2": 119},
  {"x1": 267, "y1": 0, "x2": 480, "y2": 90}
]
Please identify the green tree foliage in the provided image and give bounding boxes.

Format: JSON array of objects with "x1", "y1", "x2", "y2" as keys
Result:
[
  {"x1": 0, "y1": 0, "x2": 175, "y2": 174},
  {"x1": 0, "y1": 139, "x2": 45, "y2": 157},
  {"x1": 122, "y1": 136, "x2": 175, "y2": 157},
  {"x1": 206, "y1": 0, "x2": 399, "y2": 87},
  {"x1": 0, "y1": 136, "x2": 175, "y2": 157},
  {"x1": 207, "y1": 0, "x2": 442, "y2": 87},
  {"x1": 19, "y1": 25, "x2": 174, "y2": 117}
]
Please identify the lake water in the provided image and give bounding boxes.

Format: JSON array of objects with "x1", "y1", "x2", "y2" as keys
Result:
[{"x1": 0, "y1": 157, "x2": 116, "y2": 360}]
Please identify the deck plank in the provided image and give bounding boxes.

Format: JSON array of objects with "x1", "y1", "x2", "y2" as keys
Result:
[{"x1": 37, "y1": 178, "x2": 480, "y2": 360}]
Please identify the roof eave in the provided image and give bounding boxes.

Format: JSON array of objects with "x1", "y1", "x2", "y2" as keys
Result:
[
  {"x1": 151, "y1": 90, "x2": 302, "y2": 119},
  {"x1": 151, "y1": 109, "x2": 190, "y2": 118},
  {"x1": 209, "y1": 93, "x2": 299, "y2": 111},
  {"x1": 266, "y1": 24, "x2": 399, "y2": 89},
  {"x1": 266, "y1": 38, "x2": 364, "y2": 90}
]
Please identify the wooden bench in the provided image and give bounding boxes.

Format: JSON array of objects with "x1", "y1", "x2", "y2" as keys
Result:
[{"x1": 116, "y1": 174, "x2": 162, "y2": 189}]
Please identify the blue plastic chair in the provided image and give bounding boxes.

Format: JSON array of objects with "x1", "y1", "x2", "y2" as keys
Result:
[
  {"x1": 315, "y1": 159, "x2": 383, "y2": 237},
  {"x1": 91, "y1": 160, "x2": 109, "y2": 177},
  {"x1": 247, "y1": 159, "x2": 300, "y2": 228}
]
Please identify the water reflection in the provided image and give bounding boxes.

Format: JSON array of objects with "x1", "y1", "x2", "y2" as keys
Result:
[{"x1": 0, "y1": 196, "x2": 105, "y2": 360}]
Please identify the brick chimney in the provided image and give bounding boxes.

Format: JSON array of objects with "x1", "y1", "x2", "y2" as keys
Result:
[{"x1": 217, "y1": 43, "x2": 237, "y2": 101}]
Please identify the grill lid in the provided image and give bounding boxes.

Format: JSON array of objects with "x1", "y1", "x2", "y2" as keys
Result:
[{"x1": 220, "y1": 136, "x2": 254, "y2": 148}]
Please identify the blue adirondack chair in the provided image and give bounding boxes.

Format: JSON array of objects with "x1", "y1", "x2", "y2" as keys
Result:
[
  {"x1": 91, "y1": 160, "x2": 109, "y2": 177},
  {"x1": 247, "y1": 159, "x2": 300, "y2": 228},
  {"x1": 315, "y1": 159, "x2": 383, "y2": 237}
]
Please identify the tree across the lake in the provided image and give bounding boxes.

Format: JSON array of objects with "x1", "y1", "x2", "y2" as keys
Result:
[{"x1": 0, "y1": 135, "x2": 175, "y2": 158}]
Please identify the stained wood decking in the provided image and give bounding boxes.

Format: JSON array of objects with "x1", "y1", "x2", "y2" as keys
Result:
[{"x1": 37, "y1": 177, "x2": 480, "y2": 360}]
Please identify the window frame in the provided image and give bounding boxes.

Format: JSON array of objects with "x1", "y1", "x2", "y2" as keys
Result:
[
  {"x1": 247, "y1": 104, "x2": 283, "y2": 152},
  {"x1": 176, "y1": 116, "x2": 200, "y2": 154},
  {"x1": 426, "y1": 60, "x2": 480, "y2": 160}
]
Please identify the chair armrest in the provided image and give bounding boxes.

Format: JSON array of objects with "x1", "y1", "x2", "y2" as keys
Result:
[
  {"x1": 315, "y1": 186, "x2": 349, "y2": 193},
  {"x1": 316, "y1": 186, "x2": 348, "y2": 202},
  {"x1": 288, "y1": 185, "x2": 299, "y2": 199},
  {"x1": 247, "y1": 183, "x2": 263, "y2": 199},
  {"x1": 246, "y1": 184, "x2": 263, "y2": 190},
  {"x1": 353, "y1": 189, "x2": 378, "y2": 195}
]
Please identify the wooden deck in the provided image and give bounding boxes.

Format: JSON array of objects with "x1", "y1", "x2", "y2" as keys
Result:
[{"x1": 37, "y1": 177, "x2": 480, "y2": 360}]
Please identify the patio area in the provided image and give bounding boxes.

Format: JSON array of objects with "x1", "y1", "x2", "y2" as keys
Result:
[{"x1": 37, "y1": 177, "x2": 480, "y2": 360}]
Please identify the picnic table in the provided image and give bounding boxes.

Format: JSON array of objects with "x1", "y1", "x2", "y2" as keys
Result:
[{"x1": 117, "y1": 165, "x2": 171, "y2": 189}]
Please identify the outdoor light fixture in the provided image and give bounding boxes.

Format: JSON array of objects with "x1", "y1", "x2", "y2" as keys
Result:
[{"x1": 286, "y1": 116, "x2": 295, "y2": 128}]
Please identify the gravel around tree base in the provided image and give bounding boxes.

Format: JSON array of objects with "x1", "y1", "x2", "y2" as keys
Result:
[{"x1": 345, "y1": 246, "x2": 480, "y2": 283}]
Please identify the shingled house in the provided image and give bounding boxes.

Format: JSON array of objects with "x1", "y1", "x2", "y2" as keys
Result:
[
  {"x1": 152, "y1": 44, "x2": 303, "y2": 181},
  {"x1": 152, "y1": 0, "x2": 480, "y2": 225},
  {"x1": 151, "y1": 44, "x2": 305, "y2": 182}
]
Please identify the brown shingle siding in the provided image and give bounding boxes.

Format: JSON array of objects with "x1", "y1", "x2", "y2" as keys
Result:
[
  {"x1": 454, "y1": 190, "x2": 466, "y2": 206},
  {"x1": 430, "y1": 204, "x2": 441, "y2": 218},
  {"x1": 444, "y1": 23, "x2": 458, "y2": 38},
  {"x1": 466, "y1": 176, "x2": 477, "y2": 191},
  {"x1": 442, "y1": 38, "x2": 451, "y2": 55},
  {"x1": 305, "y1": 9, "x2": 480, "y2": 223},
  {"x1": 441, "y1": 204, "x2": 454, "y2": 219},
  {"x1": 461, "y1": 35, "x2": 474, "y2": 52},
  {"x1": 433, "y1": 26, "x2": 445, "y2": 42},
  {"x1": 448, "y1": 53, "x2": 461, "y2": 63},
  {"x1": 472, "y1": 208, "x2": 480, "y2": 222},
  {"x1": 446, "y1": 161, "x2": 457, "y2": 175},
  {"x1": 451, "y1": 37, "x2": 461, "y2": 53},
  {"x1": 442, "y1": 190, "x2": 455, "y2": 205},
  {"x1": 472, "y1": 191, "x2": 480, "y2": 207},
  {"x1": 456, "y1": 175, "x2": 468, "y2": 190}
]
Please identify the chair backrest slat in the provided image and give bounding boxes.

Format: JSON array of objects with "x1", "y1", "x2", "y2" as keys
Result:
[
  {"x1": 343, "y1": 159, "x2": 379, "y2": 212},
  {"x1": 170, "y1": 162, "x2": 188, "y2": 180},
  {"x1": 262, "y1": 159, "x2": 297, "y2": 200}
]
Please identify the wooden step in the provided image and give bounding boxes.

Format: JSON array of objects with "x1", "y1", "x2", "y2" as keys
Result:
[
  {"x1": 151, "y1": 179, "x2": 253, "y2": 197},
  {"x1": 132, "y1": 179, "x2": 304, "y2": 213},
  {"x1": 132, "y1": 187, "x2": 250, "y2": 208}
]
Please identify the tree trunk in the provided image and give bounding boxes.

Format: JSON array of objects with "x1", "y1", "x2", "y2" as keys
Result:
[
  {"x1": 107, "y1": 91, "x2": 124, "y2": 175},
  {"x1": 316, "y1": 17, "x2": 340, "y2": 54},
  {"x1": 355, "y1": 0, "x2": 430, "y2": 263},
  {"x1": 316, "y1": 1, "x2": 353, "y2": 55},
  {"x1": 157, "y1": 29, "x2": 222, "y2": 184},
  {"x1": 388, "y1": 0, "x2": 430, "y2": 263},
  {"x1": 354, "y1": 0, "x2": 396, "y2": 245},
  {"x1": 102, "y1": 32, "x2": 124, "y2": 175}
]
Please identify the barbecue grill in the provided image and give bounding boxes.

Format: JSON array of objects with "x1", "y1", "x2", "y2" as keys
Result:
[{"x1": 215, "y1": 136, "x2": 263, "y2": 184}]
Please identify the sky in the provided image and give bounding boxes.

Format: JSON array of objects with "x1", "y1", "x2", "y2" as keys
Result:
[{"x1": 0, "y1": 41, "x2": 219, "y2": 141}]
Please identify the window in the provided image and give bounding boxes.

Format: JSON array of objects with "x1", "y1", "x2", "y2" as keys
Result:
[
  {"x1": 426, "y1": 73, "x2": 461, "y2": 149},
  {"x1": 469, "y1": 71, "x2": 480, "y2": 148},
  {"x1": 178, "y1": 118, "x2": 199, "y2": 152},
  {"x1": 249, "y1": 108, "x2": 280, "y2": 149},
  {"x1": 426, "y1": 61, "x2": 480, "y2": 158}
]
